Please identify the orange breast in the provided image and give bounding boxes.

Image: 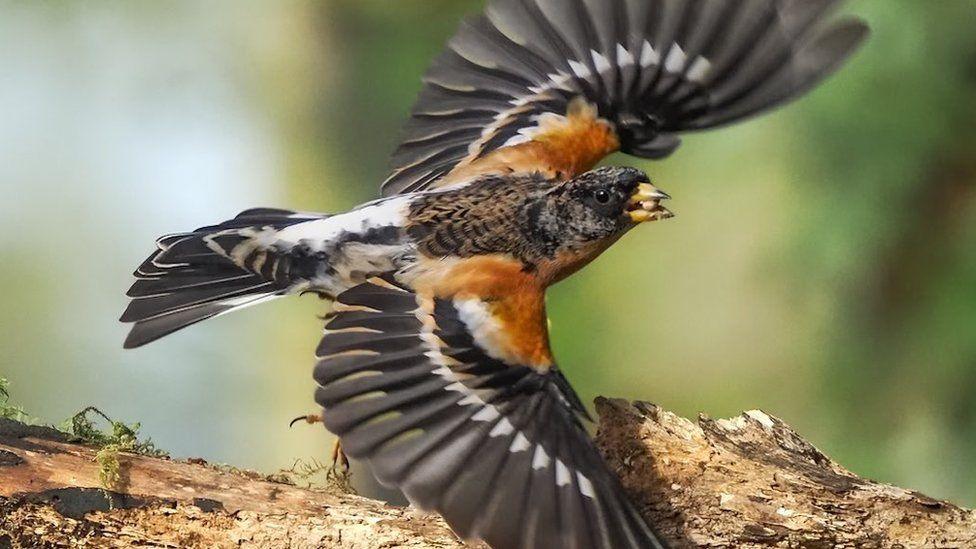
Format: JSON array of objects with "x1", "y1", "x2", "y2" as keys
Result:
[
  {"x1": 534, "y1": 235, "x2": 623, "y2": 285},
  {"x1": 411, "y1": 255, "x2": 553, "y2": 370}
]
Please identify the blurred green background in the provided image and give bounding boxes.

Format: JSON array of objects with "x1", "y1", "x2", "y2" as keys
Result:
[{"x1": 2, "y1": 0, "x2": 975, "y2": 505}]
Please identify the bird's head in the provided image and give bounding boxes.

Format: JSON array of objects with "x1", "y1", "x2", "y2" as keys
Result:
[
  {"x1": 537, "y1": 166, "x2": 672, "y2": 241},
  {"x1": 525, "y1": 166, "x2": 673, "y2": 281}
]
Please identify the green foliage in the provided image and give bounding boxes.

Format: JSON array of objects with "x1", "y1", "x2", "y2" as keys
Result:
[
  {"x1": 1, "y1": 382, "x2": 167, "y2": 490},
  {"x1": 95, "y1": 445, "x2": 123, "y2": 490},
  {"x1": 61, "y1": 407, "x2": 168, "y2": 490},
  {"x1": 0, "y1": 378, "x2": 33, "y2": 424},
  {"x1": 63, "y1": 406, "x2": 169, "y2": 457}
]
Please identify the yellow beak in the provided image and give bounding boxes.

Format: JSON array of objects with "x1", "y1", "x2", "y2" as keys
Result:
[{"x1": 627, "y1": 183, "x2": 674, "y2": 223}]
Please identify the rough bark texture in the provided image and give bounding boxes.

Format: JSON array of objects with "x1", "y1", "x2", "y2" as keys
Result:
[
  {"x1": 2, "y1": 402, "x2": 974, "y2": 548},
  {"x1": 594, "y1": 399, "x2": 976, "y2": 548},
  {"x1": 0, "y1": 419, "x2": 465, "y2": 548}
]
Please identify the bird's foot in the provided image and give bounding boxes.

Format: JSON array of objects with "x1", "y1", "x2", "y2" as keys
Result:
[
  {"x1": 329, "y1": 439, "x2": 351, "y2": 475},
  {"x1": 289, "y1": 413, "x2": 323, "y2": 428},
  {"x1": 289, "y1": 413, "x2": 350, "y2": 475}
]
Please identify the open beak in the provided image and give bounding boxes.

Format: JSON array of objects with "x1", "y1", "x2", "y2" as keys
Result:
[{"x1": 627, "y1": 183, "x2": 674, "y2": 223}]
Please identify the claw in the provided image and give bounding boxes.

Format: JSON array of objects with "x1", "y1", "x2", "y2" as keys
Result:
[
  {"x1": 289, "y1": 414, "x2": 323, "y2": 428},
  {"x1": 289, "y1": 414, "x2": 349, "y2": 475}
]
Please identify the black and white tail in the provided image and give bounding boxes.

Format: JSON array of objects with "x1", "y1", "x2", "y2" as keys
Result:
[{"x1": 121, "y1": 208, "x2": 326, "y2": 349}]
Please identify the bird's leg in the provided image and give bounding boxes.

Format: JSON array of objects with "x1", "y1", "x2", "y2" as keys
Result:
[
  {"x1": 289, "y1": 413, "x2": 323, "y2": 428},
  {"x1": 289, "y1": 413, "x2": 350, "y2": 473},
  {"x1": 331, "y1": 437, "x2": 350, "y2": 472}
]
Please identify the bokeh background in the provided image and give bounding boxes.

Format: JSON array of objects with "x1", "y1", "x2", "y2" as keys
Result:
[{"x1": 2, "y1": 0, "x2": 975, "y2": 505}]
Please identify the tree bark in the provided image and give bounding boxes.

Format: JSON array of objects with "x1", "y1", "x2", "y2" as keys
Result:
[{"x1": 2, "y1": 401, "x2": 973, "y2": 548}]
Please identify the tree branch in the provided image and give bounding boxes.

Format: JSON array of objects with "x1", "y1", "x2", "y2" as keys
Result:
[
  {"x1": 0, "y1": 419, "x2": 463, "y2": 548},
  {"x1": 594, "y1": 399, "x2": 976, "y2": 548},
  {"x1": 2, "y1": 401, "x2": 973, "y2": 548}
]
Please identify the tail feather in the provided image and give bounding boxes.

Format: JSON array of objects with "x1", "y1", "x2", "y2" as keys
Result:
[
  {"x1": 121, "y1": 208, "x2": 326, "y2": 349},
  {"x1": 126, "y1": 272, "x2": 256, "y2": 298},
  {"x1": 121, "y1": 278, "x2": 277, "y2": 324},
  {"x1": 123, "y1": 293, "x2": 279, "y2": 349}
]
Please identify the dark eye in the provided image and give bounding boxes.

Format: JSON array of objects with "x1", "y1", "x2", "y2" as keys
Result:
[{"x1": 593, "y1": 189, "x2": 611, "y2": 204}]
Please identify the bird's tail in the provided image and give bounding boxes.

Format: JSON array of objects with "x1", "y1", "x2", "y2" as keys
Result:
[{"x1": 121, "y1": 208, "x2": 325, "y2": 349}]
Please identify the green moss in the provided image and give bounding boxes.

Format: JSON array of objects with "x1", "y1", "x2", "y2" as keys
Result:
[
  {"x1": 0, "y1": 377, "x2": 33, "y2": 424},
  {"x1": 1, "y1": 382, "x2": 352, "y2": 496},
  {"x1": 95, "y1": 445, "x2": 123, "y2": 489},
  {"x1": 60, "y1": 407, "x2": 168, "y2": 490},
  {"x1": 1, "y1": 382, "x2": 167, "y2": 491},
  {"x1": 62, "y1": 407, "x2": 166, "y2": 456}
]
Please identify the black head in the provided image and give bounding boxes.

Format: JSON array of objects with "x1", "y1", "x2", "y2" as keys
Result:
[
  {"x1": 537, "y1": 166, "x2": 673, "y2": 244},
  {"x1": 512, "y1": 166, "x2": 674, "y2": 281},
  {"x1": 514, "y1": 166, "x2": 674, "y2": 271}
]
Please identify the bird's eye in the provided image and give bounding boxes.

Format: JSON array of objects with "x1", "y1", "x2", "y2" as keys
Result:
[{"x1": 593, "y1": 189, "x2": 611, "y2": 204}]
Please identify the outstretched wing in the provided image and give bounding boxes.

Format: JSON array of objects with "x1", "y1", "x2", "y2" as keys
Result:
[
  {"x1": 314, "y1": 275, "x2": 667, "y2": 548},
  {"x1": 383, "y1": 0, "x2": 869, "y2": 195}
]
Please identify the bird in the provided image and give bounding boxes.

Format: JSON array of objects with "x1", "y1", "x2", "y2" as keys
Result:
[{"x1": 121, "y1": 1, "x2": 868, "y2": 547}]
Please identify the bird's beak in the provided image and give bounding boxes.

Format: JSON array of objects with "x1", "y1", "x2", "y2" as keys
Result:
[{"x1": 627, "y1": 183, "x2": 674, "y2": 223}]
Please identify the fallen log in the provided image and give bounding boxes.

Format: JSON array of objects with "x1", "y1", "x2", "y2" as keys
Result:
[
  {"x1": 1, "y1": 400, "x2": 972, "y2": 548},
  {"x1": 594, "y1": 399, "x2": 975, "y2": 548}
]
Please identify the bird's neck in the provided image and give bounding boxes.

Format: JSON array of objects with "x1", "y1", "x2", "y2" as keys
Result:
[{"x1": 532, "y1": 233, "x2": 624, "y2": 286}]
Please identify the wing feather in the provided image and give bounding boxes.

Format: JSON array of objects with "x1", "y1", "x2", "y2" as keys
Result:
[
  {"x1": 383, "y1": 0, "x2": 868, "y2": 195},
  {"x1": 313, "y1": 276, "x2": 668, "y2": 548}
]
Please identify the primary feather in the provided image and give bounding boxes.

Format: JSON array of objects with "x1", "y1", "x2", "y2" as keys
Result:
[
  {"x1": 384, "y1": 0, "x2": 869, "y2": 195},
  {"x1": 314, "y1": 275, "x2": 667, "y2": 548}
]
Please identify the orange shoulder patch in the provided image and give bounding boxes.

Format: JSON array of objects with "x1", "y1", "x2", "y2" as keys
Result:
[
  {"x1": 438, "y1": 98, "x2": 620, "y2": 186},
  {"x1": 411, "y1": 255, "x2": 553, "y2": 370}
]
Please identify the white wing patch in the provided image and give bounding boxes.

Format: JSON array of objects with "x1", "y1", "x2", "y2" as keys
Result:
[
  {"x1": 532, "y1": 445, "x2": 551, "y2": 470},
  {"x1": 577, "y1": 471, "x2": 597, "y2": 499},
  {"x1": 275, "y1": 195, "x2": 411, "y2": 245},
  {"x1": 490, "y1": 418, "x2": 515, "y2": 437},
  {"x1": 510, "y1": 432, "x2": 532, "y2": 453},
  {"x1": 468, "y1": 41, "x2": 711, "y2": 162},
  {"x1": 591, "y1": 49, "x2": 612, "y2": 73},
  {"x1": 568, "y1": 59, "x2": 592, "y2": 79},
  {"x1": 472, "y1": 406, "x2": 501, "y2": 423},
  {"x1": 414, "y1": 294, "x2": 522, "y2": 448},
  {"x1": 453, "y1": 297, "x2": 516, "y2": 364},
  {"x1": 409, "y1": 288, "x2": 599, "y2": 508},
  {"x1": 687, "y1": 56, "x2": 713, "y2": 83},
  {"x1": 556, "y1": 459, "x2": 572, "y2": 486},
  {"x1": 616, "y1": 43, "x2": 635, "y2": 67},
  {"x1": 665, "y1": 45, "x2": 687, "y2": 73},
  {"x1": 640, "y1": 40, "x2": 660, "y2": 67}
]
